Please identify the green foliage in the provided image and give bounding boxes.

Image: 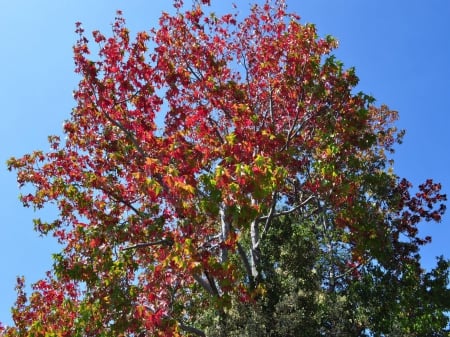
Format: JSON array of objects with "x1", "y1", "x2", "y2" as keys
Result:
[{"x1": 197, "y1": 213, "x2": 450, "y2": 336}]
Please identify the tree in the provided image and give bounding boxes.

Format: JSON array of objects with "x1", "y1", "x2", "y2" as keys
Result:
[
  {"x1": 198, "y1": 213, "x2": 450, "y2": 336},
  {"x1": 1, "y1": 0, "x2": 448, "y2": 336}
]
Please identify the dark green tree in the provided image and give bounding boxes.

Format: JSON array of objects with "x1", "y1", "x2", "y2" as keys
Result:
[{"x1": 198, "y1": 212, "x2": 450, "y2": 336}]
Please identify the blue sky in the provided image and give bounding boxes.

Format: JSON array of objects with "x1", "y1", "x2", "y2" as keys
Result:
[{"x1": 1, "y1": 0, "x2": 449, "y2": 326}]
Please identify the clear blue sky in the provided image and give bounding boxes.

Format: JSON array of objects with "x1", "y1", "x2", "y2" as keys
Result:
[{"x1": 1, "y1": 0, "x2": 449, "y2": 326}]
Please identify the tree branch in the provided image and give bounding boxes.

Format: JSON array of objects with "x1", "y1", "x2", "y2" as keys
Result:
[
  {"x1": 334, "y1": 258, "x2": 371, "y2": 281},
  {"x1": 250, "y1": 219, "x2": 260, "y2": 279},
  {"x1": 237, "y1": 241, "x2": 255, "y2": 289},
  {"x1": 192, "y1": 273, "x2": 215, "y2": 296},
  {"x1": 122, "y1": 239, "x2": 173, "y2": 251},
  {"x1": 86, "y1": 80, "x2": 149, "y2": 160},
  {"x1": 256, "y1": 194, "x2": 314, "y2": 223},
  {"x1": 255, "y1": 192, "x2": 278, "y2": 249},
  {"x1": 204, "y1": 270, "x2": 220, "y2": 296},
  {"x1": 178, "y1": 321, "x2": 206, "y2": 337},
  {"x1": 219, "y1": 203, "x2": 230, "y2": 263}
]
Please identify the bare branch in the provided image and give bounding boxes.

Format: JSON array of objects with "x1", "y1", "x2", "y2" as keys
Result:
[
  {"x1": 255, "y1": 192, "x2": 278, "y2": 249},
  {"x1": 102, "y1": 104, "x2": 148, "y2": 159},
  {"x1": 204, "y1": 270, "x2": 220, "y2": 296},
  {"x1": 219, "y1": 203, "x2": 230, "y2": 262},
  {"x1": 237, "y1": 241, "x2": 255, "y2": 289},
  {"x1": 192, "y1": 273, "x2": 215, "y2": 296},
  {"x1": 122, "y1": 239, "x2": 173, "y2": 251},
  {"x1": 282, "y1": 102, "x2": 302, "y2": 151},
  {"x1": 178, "y1": 321, "x2": 206, "y2": 337},
  {"x1": 335, "y1": 258, "x2": 371, "y2": 281},
  {"x1": 93, "y1": 183, "x2": 152, "y2": 220},
  {"x1": 250, "y1": 219, "x2": 260, "y2": 279},
  {"x1": 257, "y1": 194, "x2": 314, "y2": 223},
  {"x1": 207, "y1": 116, "x2": 225, "y2": 144}
]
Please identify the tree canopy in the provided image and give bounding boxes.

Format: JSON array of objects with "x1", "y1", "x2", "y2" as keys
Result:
[{"x1": 1, "y1": 0, "x2": 448, "y2": 336}]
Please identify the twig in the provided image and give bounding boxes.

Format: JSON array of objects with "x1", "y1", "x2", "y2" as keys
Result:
[{"x1": 122, "y1": 239, "x2": 173, "y2": 250}]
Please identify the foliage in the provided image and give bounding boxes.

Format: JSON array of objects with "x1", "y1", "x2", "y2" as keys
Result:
[
  {"x1": 199, "y1": 214, "x2": 450, "y2": 336},
  {"x1": 1, "y1": 0, "x2": 448, "y2": 336}
]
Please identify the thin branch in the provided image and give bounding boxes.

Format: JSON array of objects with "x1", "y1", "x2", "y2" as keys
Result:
[
  {"x1": 256, "y1": 194, "x2": 314, "y2": 223},
  {"x1": 204, "y1": 270, "x2": 220, "y2": 296},
  {"x1": 335, "y1": 258, "x2": 371, "y2": 281},
  {"x1": 184, "y1": 56, "x2": 233, "y2": 121},
  {"x1": 255, "y1": 192, "x2": 278, "y2": 248},
  {"x1": 269, "y1": 84, "x2": 275, "y2": 124},
  {"x1": 250, "y1": 219, "x2": 260, "y2": 279},
  {"x1": 281, "y1": 46, "x2": 312, "y2": 152},
  {"x1": 178, "y1": 321, "x2": 206, "y2": 337},
  {"x1": 282, "y1": 106, "x2": 307, "y2": 152},
  {"x1": 94, "y1": 183, "x2": 151, "y2": 219},
  {"x1": 207, "y1": 115, "x2": 225, "y2": 144},
  {"x1": 219, "y1": 203, "x2": 230, "y2": 262},
  {"x1": 237, "y1": 241, "x2": 255, "y2": 289},
  {"x1": 122, "y1": 239, "x2": 173, "y2": 251},
  {"x1": 86, "y1": 80, "x2": 149, "y2": 159},
  {"x1": 192, "y1": 273, "x2": 215, "y2": 296},
  {"x1": 102, "y1": 105, "x2": 148, "y2": 159}
]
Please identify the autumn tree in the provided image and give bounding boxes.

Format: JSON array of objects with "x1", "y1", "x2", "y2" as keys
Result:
[{"x1": 1, "y1": 0, "x2": 448, "y2": 336}]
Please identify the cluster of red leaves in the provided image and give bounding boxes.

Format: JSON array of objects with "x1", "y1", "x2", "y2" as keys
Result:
[
  {"x1": 2, "y1": 0, "x2": 446, "y2": 335},
  {"x1": 1, "y1": 274, "x2": 79, "y2": 337}
]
